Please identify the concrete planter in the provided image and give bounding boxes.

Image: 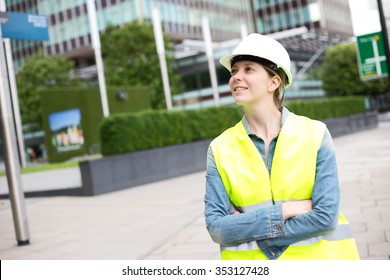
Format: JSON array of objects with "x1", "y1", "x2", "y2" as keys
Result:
[
  {"x1": 79, "y1": 111, "x2": 378, "y2": 196},
  {"x1": 323, "y1": 110, "x2": 377, "y2": 137},
  {"x1": 79, "y1": 139, "x2": 211, "y2": 196}
]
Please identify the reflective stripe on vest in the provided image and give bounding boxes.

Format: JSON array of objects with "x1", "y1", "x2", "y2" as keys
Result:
[{"x1": 211, "y1": 112, "x2": 360, "y2": 260}]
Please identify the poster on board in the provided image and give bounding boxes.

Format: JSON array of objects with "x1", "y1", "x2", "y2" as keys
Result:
[{"x1": 48, "y1": 108, "x2": 84, "y2": 153}]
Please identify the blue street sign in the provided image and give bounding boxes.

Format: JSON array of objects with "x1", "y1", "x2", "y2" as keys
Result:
[{"x1": 0, "y1": 12, "x2": 48, "y2": 41}]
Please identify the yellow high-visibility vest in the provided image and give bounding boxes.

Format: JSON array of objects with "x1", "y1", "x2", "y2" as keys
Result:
[{"x1": 211, "y1": 113, "x2": 360, "y2": 260}]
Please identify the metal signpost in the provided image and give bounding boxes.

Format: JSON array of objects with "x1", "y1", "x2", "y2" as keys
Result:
[
  {"x1": 202, "y1": 17, "x2": 220, "y2": 107},
  {"x1": 0, "y1": 10, "x2": 30, "y2": 245},
  {"x1": 0, "y1": 10, "x2": 49, "y2": 246},
  {"x1": 152, "y1": 8, "x2": 172, "y2": 110},
  {"x1": 356, "y1": 31, "x2": 388, "y2": 81},
  {"x1": 377, "y1": 0, "x2": 390, "y2": 84}
]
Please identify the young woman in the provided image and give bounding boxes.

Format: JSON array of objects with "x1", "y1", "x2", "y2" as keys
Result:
[{"x1": 204, "y1": 33, "x2": 360, "y2": 260}]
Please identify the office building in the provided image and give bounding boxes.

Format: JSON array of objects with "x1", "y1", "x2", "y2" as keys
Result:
[
  {"x1": 5, "y1": 0, "x2": 254, "y2": 70},
  {"x1": 175, "y1": 0, "x2": 355, "y2": 108},
  {"x1": 4, "y1": 0, "x2": 355, "y2": 108}
]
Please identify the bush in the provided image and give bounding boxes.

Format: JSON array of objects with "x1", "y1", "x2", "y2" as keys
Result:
[
  {"x1": 285, "y1": 96, "x2": 365, "y2": 119},
  {"x1": 100, "y1": 96, "x2": 366, "y2": 155}
]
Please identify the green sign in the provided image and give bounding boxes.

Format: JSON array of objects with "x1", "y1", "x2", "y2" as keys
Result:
[{"x1": 356, "y1": 31, "x2": 388, "y2": 80}]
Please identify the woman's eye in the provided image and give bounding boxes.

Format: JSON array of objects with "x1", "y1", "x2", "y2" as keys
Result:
[{"x1": 231, "y1": 66, "x2": 254, "y2": 75}]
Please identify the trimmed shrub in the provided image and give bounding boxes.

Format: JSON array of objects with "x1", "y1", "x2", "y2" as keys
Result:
[
  {"x1": 100, "y1": 96, "x2": 366, "y2": 155},
  {"x1": 285, "y1": 96, "x2": 365, "y2": 119}
]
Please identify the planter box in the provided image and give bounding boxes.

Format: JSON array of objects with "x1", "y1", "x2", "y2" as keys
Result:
[
  {"x1": 79, "y1": 111, "x2": 378, "y2": 196},
  {"x1": 79, "y1": 139, "x2": 211, "y2": 196},
  {"x1": 323, "y1": 110, "x2": 377, "y2": 137}
]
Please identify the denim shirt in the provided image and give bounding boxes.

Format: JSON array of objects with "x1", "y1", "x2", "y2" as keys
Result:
[{"x1": 204, "y1": 107, "x2": 340, "y2": 259}]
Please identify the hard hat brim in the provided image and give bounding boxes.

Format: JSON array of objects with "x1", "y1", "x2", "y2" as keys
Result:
[
  {"x1": 219, "y1": 53, "x2": 292, "y2": 88},
  {"x1": 219, "y1": 54, "x2": 237, "y2": 72}
]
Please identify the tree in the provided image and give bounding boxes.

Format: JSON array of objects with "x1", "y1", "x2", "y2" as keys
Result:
[
  {"x1": 320, "y1": 42, "x2": 389, "y2": 101},
  {"x1": 100, "y1": 21, "x2": 182, "y2": 109},
  {"x1": 16, "y1": 50, "x2": 81, "y2": 127}
]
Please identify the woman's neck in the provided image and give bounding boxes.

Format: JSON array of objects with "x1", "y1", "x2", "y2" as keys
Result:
[{"x1": 244, "y1": 102, "x2": 282, "y2": 141}]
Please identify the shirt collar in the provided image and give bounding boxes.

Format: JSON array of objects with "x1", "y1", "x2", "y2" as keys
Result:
[{"x1": 242, "y1": 106, "x2": 290, "y2": 136}]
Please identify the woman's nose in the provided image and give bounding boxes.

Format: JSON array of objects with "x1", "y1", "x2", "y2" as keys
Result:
[{"x1": 231, "y1": 70, "x2": 243, "y2": 80}]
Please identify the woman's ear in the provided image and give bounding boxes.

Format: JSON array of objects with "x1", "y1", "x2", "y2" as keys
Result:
[{"x1": 269, "y1": 75, "x2": 281, "y2": 92}]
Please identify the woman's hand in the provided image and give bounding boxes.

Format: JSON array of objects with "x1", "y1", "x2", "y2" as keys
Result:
[{"x1": 282, "y1": 200, "x2": 312, "y2": 220}]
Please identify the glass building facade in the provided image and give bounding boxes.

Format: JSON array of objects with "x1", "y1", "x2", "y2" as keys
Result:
[
  {"x1": 4, "y1": 0, "x2": 356, "y2": 108},
  {"x1": 252, "y1": 0, "x2": 353, "y2": 35},
  {"x1": 5, "y1": 0, "x2": 254, "y2": 69},
  {"x1": 173, "y1": 0, "x2": 355, "y2": 108}
]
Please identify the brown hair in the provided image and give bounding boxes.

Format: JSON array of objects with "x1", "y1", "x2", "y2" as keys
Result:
[{"x1": 263, "y1": 66, "x2": 287, "y2": 111}]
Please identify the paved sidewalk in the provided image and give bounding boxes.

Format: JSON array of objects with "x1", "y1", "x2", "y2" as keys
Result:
[
  {"x1": 0, "y1": 167, "x2": 82, "y2": 196},
  {"x1": 0, "y1": 120, "x2": 389, "y2": 260}
]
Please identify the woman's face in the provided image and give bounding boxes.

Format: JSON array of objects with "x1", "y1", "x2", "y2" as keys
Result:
[{"x1": 229, "y1": 60, "x2": 277, "y2": 106}]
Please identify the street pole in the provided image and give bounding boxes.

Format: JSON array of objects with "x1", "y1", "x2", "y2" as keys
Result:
[
  {"x1": 240, "y1": 23, "x2": 248, "y2": 39},
  {"x1": 152, "y1": 8, "x2": 172, "y2": 110},
  {"x1": 202, "y1": 17, "x2": 220, "y2": 107},
  {"x1": 0, "y1": 12, "x2": 30, "y2": 246},
  {"x1": 377, "y1": 0, "x2": 390, "y2": 82},
  {"x1": 4, "y1": 38, "x2": 26, "y2": 168},
  {"x1": 87, "y1": 0, "x2": 110, "y2": 117}
]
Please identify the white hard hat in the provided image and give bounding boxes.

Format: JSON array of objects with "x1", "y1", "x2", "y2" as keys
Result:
[{"x1": 219, "y1": 33, "x2": 293, "y2": 87}]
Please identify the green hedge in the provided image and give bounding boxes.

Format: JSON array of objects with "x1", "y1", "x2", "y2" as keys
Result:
[
  {"x1": 285, "y1": 96, "x2": 366, "y2": 120},
  {"x1": 100, "y1": 96, "x2": 366, "y2": 155},
  {"x1": 100, "y1": 106, "x2": 243, "y2": 155}
]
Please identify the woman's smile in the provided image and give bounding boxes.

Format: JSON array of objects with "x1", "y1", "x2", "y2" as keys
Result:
[{"x1": 233, "y1": 86, "x2": 248, "y2": 94}]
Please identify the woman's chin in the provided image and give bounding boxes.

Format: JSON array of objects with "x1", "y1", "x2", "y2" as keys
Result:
[{"x1": 233, "y1": 95, "x2": 249, "y2": 105}]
